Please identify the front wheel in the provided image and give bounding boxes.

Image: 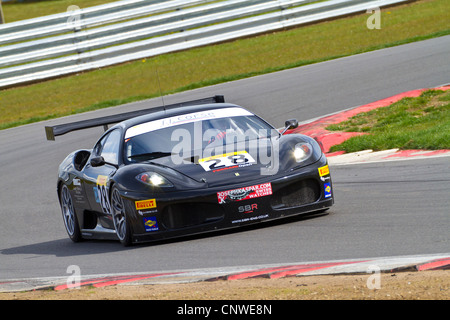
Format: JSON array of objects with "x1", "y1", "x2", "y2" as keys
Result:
[
  {"x1": 111, "y1": 187, "x2": 133, "y2": 246},
  {"x1": 60, "y1": 184, "x2": 82, "y2": 242}
]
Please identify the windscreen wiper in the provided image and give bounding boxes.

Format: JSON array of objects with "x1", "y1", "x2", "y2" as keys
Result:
[{"x1": 128, "y1": 151, "x2": 174, "y2": 160}]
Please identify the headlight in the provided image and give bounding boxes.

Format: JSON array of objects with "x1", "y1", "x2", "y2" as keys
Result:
[
  {"x1": 293, "y1": 143, "x2": 313, "y2": 162},
  {"x1": 136, "y1": 172, "x2": 173, "y2": 187}
]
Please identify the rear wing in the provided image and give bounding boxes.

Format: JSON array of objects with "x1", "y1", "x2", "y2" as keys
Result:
[{"x1": 45, "y1": 95, "x2": 225, "y2": 141}]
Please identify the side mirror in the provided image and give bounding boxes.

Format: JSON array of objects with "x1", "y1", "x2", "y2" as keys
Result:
[
  {"x1": 280, "y1": 119, "x2": 298, "y2": 135},
  {"x1": 90, "y1": 156, "x2": 106, "y2": 167},
  {"x1": 285, "y1": 119, "x2": 298, "y2": 129}
]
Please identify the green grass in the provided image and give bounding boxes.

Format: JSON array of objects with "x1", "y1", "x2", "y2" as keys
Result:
[
  {"x1": 326, "y1": 90, "x2": 450, "y2": 152},
  {"x1": 0, "y1": 0, "x2": 449, "y2": 130}
]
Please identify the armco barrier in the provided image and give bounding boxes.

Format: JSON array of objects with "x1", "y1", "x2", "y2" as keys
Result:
[{"x1": 0, "y1": 0, "x2": 410, "y2": 89}]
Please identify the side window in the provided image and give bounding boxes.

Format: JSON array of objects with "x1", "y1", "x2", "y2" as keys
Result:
[{"x1": 94, "y1": 130, "x2": 122, "y2": 165}]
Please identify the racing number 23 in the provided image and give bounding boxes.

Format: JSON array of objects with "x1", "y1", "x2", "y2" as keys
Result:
[{"x1": 199, "y1": 151, "x2": 255, "y2": 172}]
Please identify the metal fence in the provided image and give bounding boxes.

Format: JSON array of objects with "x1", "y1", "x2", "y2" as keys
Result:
[{"x1": 0, "y1": 0, "x2": 409, "y2": 89}]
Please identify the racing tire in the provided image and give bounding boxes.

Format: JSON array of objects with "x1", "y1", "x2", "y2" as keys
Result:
[
  {"x1": 111, "y1": 187, "x2": 133, "y2": 246},
  {"x1": 60, "y1": 184, "x2": 82, "y2": 242}
]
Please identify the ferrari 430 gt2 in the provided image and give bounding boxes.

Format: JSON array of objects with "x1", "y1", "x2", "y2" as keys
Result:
[{"x1": 46, "y1": 96, "x2": 333, "y2": 246}]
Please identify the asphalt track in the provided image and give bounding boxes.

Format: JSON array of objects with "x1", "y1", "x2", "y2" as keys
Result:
[{"x1": 0, "y1": 36, "x2": 449, "y2": 282}]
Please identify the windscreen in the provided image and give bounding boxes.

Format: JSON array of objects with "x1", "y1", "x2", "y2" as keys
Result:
[{"x1": 123, "y1": 108, "x2": 278, "y2": 163}]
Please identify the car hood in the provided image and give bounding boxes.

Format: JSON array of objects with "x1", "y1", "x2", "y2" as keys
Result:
[{"x1": 130, "y1": 134, "x2": 323, "y2": 190}]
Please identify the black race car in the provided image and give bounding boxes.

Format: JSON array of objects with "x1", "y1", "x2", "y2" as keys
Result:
[{"x1": 46, "y1": 96, "x2": 333, "y2": 246}]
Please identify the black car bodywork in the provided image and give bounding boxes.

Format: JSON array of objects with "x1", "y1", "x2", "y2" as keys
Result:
[{"x1": 48, "y1": 96, "x2": 333, "y2": 246}]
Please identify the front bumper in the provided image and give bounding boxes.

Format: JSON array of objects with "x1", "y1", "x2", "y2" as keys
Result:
[{"x1": 122, "y1": 157, "x2": 334, "y2": 243}]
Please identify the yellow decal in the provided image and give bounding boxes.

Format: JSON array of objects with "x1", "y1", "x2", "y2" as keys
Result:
[
  {"x1": 96, "y1": 175, "x2": 108, "y2": 186},
  {"x1": 145, "y1": 219, "x2": 157, "y2": 228},
  {"x1": 135, "y1": 199, "x2": 157, "y2": 210},
  {"x1": 318, "y1": 165, "x2": 330, "y2": 177}
]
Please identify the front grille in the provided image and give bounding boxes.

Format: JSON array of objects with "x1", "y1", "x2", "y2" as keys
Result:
[
  {"x1": 271, "y1": 179, "x2": 321, "y2": 209},
  {"x1": 161, "y1": 203, "x2": 225, "y2": 230}
]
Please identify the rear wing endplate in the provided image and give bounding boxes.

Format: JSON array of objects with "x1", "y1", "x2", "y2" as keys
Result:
[{"x1": 45, "y1": 95, "x2": 224, "y2": 141}]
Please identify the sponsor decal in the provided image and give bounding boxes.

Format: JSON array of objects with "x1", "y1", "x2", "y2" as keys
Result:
[
  {"x1": 238, "y1": 203, "x2": 258, "y2": 213},
  {"x1": 96, "y1": 175, "x2": 108, "y2": 186},
  {"x1": 125, "y1": 107, "x2": 253, "y2": 139},
  {"x1": 137, "y1": 209, "x2": 158, "y2": 216},
  {"x1": 324, "y1": 182, "x2": 332, "y2": 198},
  {"x1": 96, "y1": 175, "x2": 111, "y2": 215},
  {"x1": 143, "y1": 217, "x2": 159, "y2": 232},
  {"x1": 318, "y1": 165, "x2": 330, "y2": 177},
  {"x1": 199, "y1": 151, "x2": 256, "y2": 172},
  {"x1": 93, "y1": 187, "x2": 100, "y2": 203},
  {"x1": 135, "y1": 199, "x2": 157, "y2": 210},
  {"x1": 231, "y1": 214, "x2": 269, "y2": 224},
  {"x1": 217, "y1": 182, "x2": 272, "y2": 204}
]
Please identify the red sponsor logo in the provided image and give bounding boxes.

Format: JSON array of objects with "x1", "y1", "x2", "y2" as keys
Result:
[{"x1": 217, "y1": 182, "x2": 272, "y2": 204}]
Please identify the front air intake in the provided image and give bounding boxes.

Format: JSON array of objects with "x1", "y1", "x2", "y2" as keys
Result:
[
  {"x1": 162, "y1": 203, "x2": 225, "y2": 230},
  {"x1": 271, "y1": 179, "x2": 321, "y2": 209}
]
